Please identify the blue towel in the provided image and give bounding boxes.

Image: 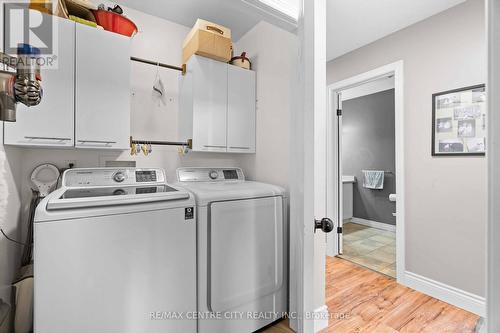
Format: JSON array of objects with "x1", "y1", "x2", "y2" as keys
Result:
[{"x1": 362, "y1": 170, "x2": 384, "y2": 189}]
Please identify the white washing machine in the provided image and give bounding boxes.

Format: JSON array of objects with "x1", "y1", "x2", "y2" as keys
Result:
[
  {"x1": 176, "y1": 167, "x2": 288, "y2": 333},
  {"x1": 34, "y1": 168, "x2": 197, "y2": 333}
]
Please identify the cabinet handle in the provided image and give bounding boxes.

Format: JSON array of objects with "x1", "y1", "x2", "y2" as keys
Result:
[
  {"x1": 229, "y1": 146, "x2": 250, "y2": 150},
  {"x1": 203, "y1": 145, "x2": 226, "y2": 148},
  {"x1": 25, "y1": 136, "x2": 72, "y2": 141},
  {"x1": 78, "y1": 140, "x2": 117, "y2": 144},
  {"x1": 206, "y1": 26, "x2": 224, "y2": 35}
]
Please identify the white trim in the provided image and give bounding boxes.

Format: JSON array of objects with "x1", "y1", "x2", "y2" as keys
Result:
[
  {"x1": 348, "y1": 217, "x2": 396, "y2": 232},
  {"x1": 341, "y1": 76, "x2": 395, "y2": 101},
  {"x1": 487, "y1": 0, "x2": 500, "y2": 332},
  {"x1": 476, "y1": 318, "x2": 486, "y2": 333},
  {"x1": 405, "y1": 271, "x2": 485, "y2": 317},
  {"x1": 288, "y1": 0, "x2": 326, "y2": 332},
  {"x1": 313, "y1": 305, "x2": 329, "y2": 333},
  {"x1": 326, "y1": 61, "x2": 406, "y2": 284}
]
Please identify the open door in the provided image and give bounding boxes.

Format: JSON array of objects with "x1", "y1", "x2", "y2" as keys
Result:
[
  {"x1": 289, "y1": 0, "x2": 330, "y2": 332},
  {"x1": 326, "y1": 92, "x2": 343, "y2": 257}
]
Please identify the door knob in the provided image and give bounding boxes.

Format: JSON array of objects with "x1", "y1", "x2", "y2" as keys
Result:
[{"x1": 315, "y1": 218, "x2": 334, "y2": 233}]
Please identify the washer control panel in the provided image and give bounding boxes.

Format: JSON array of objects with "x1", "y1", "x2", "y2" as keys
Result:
[
  {"x1": 63, "y1": 168, "x2": 165, "y2": 188},
  {"x1": 135, "y1": 170, "x2": 157, "y2": 183},
  {"x1": 177, "y1": 168, "x2": 244, "y2": 182}
]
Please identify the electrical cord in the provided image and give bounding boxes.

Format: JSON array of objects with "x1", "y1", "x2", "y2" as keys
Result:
[
  {"x1": 0, "y1": 228, "x2": 29, "y2": 246},
  {"x1": 0, "y1": 191, "x2": 40, "y2": 252},
  {"x1": 21, "y1": 191, "x2": 41, "y2": 266}
]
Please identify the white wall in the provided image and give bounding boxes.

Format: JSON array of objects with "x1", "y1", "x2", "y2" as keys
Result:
[
  {"x1": 233, "y1": 21, "x2": 298, "y2": 190},
  {"x1": 327, "y1": 0, "x2": 486, "y2": 297},
  {"x1": 0, "y1": 0, "x2": 24, "y2": 306},
  {"x1": 0, "y1": 145, "x2": 23, "y2": 304}
]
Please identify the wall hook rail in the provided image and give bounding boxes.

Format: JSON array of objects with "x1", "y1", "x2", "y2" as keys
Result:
[
  {"x1": 130, "y1": 56, "x2": 187, "y2": 75},
  {"x1": 129, "y1": 136, "x2": 192, "y2": 152}
]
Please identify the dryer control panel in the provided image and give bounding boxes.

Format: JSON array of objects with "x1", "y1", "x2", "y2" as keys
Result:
[
  {"x1": 177, "y1": 168, "x2": 244, "y2": 182},
  {"x1": 63, "y1": 168, "x2": 166, "y2": 187}
]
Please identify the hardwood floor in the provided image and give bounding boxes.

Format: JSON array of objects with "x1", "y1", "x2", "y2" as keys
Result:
[{"x1": 262, "y1": 257, "x2": 479, "y2": 333}]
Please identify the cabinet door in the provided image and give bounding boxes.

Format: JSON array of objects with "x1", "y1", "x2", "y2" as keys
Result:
[
  {"x1": 75, "y1": 24, "x2": 130, "y2": 150},
  {"x1": 192, "y1": 56, "x2": 227, "y2": 152},
  {"x1": 227, "y1": 65, "x2": 255, "y2": 153},
  {"x1": 4, "y1": 12, "x2": 75, "y2": 147}
]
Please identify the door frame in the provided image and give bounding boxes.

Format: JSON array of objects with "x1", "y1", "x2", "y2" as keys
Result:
[
  {"x1": 289, "y1": 0, "x2": 327, "y2": 332},
  {"x1": 487, "y1": 0, "x2": 499, "y2": 331},
  {"x1": 325, "y1": 61, "x2": 405, "y2": 283}
]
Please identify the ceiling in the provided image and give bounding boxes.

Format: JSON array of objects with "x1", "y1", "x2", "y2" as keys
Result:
[
  {"x1": 116, "y1": 0, "x2": 467, "y2": 60},
  {"x1": 327, "y1": 0, "x2": 467, "y2": 61},
  {"x1": 115, "y1": 0, "x2": 297, "y2": 41}
]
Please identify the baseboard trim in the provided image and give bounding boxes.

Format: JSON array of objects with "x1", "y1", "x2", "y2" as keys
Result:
[
  {"x1": 313, "y1": 305, "x2": 329, "y2": 333},
  {"x1": 405, "y1": 271, "x2": 485, "y2": 317},
  {"x1": 475, "y1": 317, "x2": 486, "y2": 333},
  {"x1": 349, "y1": 217, "x2": 396, "y2": 232}
]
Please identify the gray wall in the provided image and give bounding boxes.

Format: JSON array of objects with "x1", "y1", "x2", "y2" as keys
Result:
[
  {"x1": 327, "y1": 0, "x2": 486, "y2": 297},
  {"x1": 343, "y1": 89, "x2": 396, "y2": 225}
]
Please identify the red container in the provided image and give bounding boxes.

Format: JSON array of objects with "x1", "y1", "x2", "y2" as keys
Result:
[{"x1": 92, "y1": 10, "x2": 137, "y2": 37}]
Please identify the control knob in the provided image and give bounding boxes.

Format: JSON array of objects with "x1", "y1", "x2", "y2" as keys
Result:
[{"x1": 113, "y1": 171, "x2": 126, "y2": 183}]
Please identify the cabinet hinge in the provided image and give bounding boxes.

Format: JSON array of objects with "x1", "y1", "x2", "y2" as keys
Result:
[
  {"x1": 337, "y1": 109, "x2": 342, "y2": 116},
  {"x1": 337, "y1": 227, "x2": 343, "y2": 234}
]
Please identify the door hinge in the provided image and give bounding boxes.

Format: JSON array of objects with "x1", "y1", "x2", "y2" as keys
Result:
[
  {"x1": 337, "y1": 227, "x2": 343, "y2": 234},
  {"x1": 337, "y1": 109, "x2": 342, "y2": 116}
]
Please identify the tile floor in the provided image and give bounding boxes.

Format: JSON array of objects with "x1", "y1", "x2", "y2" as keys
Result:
[{"x1": 338, "y1": 221, "x2": 396, "y2": 278}]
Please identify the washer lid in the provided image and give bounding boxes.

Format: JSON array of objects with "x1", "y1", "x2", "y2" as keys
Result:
[
  {"x1": 46, "y1": 185, "x2": 189, "y2": 210},
  {"x1": 175, "y1": 181, "x2": 286, "y2": 206}
]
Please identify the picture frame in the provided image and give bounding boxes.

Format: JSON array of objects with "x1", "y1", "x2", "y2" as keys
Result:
[{"x1": 432, "y1": 84, "x2": 486, "y2": 156}]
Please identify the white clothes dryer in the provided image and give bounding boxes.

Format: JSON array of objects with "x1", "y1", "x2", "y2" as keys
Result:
[{"x1": 176, "y1": 167, "x2": 288, "y2": 333}]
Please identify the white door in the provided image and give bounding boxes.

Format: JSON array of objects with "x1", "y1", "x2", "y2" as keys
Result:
[
  {"x1": 227, "y1": 65, "x2": 256, "y2": 153},
  {"x1": 75, "y1": 24, "x2": 130, "y2": 150},
  {"x1": 326, "y1": 92, "x2": 343, "y2": 257},
  {"x1": 192, "y1": 56, "x2": 228, "y2": 152},
  {"x1": 289, "y1": 0, "x2": 329, "y2": 332},
  {"x1": 209, "y1": 197, "x2": 283, "y2": 312},
  {"x1": 4, "y1": 11, "x2": 75, "y2": 147}
]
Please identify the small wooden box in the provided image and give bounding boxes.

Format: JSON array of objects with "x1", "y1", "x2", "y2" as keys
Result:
[{"x1": 182, "y1": 20, "x2": 232, "y2": 64}]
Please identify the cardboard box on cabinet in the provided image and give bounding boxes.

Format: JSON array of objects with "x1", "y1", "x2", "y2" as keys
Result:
[{"x1": 182, "y1": 19, "x2": 232, "y2": 64}]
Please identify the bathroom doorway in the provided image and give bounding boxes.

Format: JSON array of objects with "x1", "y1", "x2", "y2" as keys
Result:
[
  {"x1": 339, "y1": 78, "x2": 396, "y2": 277},
  {"x1": 326, "y1": 61, "x2": 405, "y2": 282}
]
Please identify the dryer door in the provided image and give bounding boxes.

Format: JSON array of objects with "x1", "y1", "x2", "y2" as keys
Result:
[{"x1": 208, "y1": 196, "x2": 284, "y2": 312}]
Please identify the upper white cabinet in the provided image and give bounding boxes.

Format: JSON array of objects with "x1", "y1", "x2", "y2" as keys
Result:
[
  {"x1": 179, "y1": 55, "x2": 256, "y2": 153},
  {"x1": 75, "y1": 24, "x2": 131, "y2": 150},
  {"x1": 3, "y1": 13, "x2": 131, "y2": 150},
  {"x1": 227, "y1": 65, "x2": 256, "y2": 153},
  {"x1": 4, "y1": 12, "x2": 75, "y2": 148}
]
